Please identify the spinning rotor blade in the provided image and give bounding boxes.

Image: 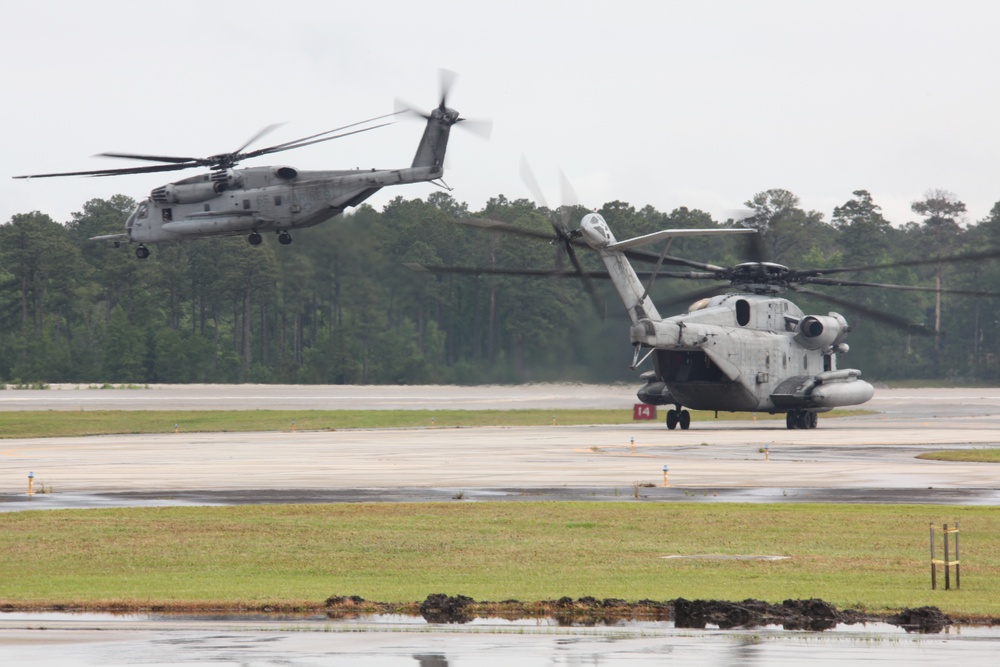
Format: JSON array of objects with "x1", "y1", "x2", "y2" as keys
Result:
[
  {"x1": 230, "y1": 122, "x2": 286, "y2": 156},
  {"x1": 564, "y1": 242, "x2": 603, "y2": 313},
  {"x1": 519, "y1": 156, "x2": 549, "y2": 209},
  {"x1": 241, "y1": 120, "x2": 396, "y2": 160},
  {"x1": 789, "y1": 247, "x2": 1000, "y2": 279},
  {"x1": 396, "y1": 69, "x2": 491, "y2": 140},
  {"x1": 799, "y1": 277, "x2": 1000, "y2": 298},
  {"x1": 789, "y1": 285, "x2": 932, "y2": 335},
  {"x1": 437, "y1": 68, "x2": 457, "y2": 111},
  {"x1": 14, "y1": 161, "x2": 203, "y2": 179},
  {"x1": 14, "y1": 112, "x2": 398, "y2": 179}
]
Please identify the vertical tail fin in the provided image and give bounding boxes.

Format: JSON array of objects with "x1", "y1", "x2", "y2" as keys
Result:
[
  {"x1": 411, "y1": 105, "x2": 460, "y2": 172},
  {"x1": 579, "y1": 213, "x2": 662, "y2": 324},
  {"x1": 577, "y1": 214, "x2": 756, "y2": 324}
]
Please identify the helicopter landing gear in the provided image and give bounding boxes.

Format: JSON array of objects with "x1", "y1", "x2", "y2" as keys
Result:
[
  {"x1": 666, "y1": 407, "x2": 691, "y2": 430},
  {"x1": 248, "y1": 232, "x2": 263, "y2": 246},
  {"x1": 135, "y1": 245, "x2": 149, "y2": 259},
  {"x1": 278, "y1": 231, "x2": 292, "y2": 245},
  {"x1": 786, "y1": 410, "x2": 818, "y2": 430}
]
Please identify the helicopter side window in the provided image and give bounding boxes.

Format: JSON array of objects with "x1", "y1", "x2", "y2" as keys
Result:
[
  {"x1": 274, "y1": 195, "x2": 283, "y2": 206},
  {"x1": 735, "y1": 299, "x2": 751, "y2": 326},
  {"x1": 162, "y1": 208, "x2": 172, "y2": 222}
]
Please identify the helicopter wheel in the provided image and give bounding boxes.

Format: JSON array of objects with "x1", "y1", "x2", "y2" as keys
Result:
[
  {"x1": 278, "y1": 231, "x2": 292, "y2": 245},
  {"x1": 678, "y1": 409, "x2": 691, "y2": 430},
  {"x1": 786, "y1": 411, "x2": 798, "y2": 429},
  {"x1": 666, "y1": 409, "x2": 679, "y2": 430},
  {"x1": 807, "y1": 412, "x2": 818, "y2": 429},
  {"x1": 248, "y1": 232, "x2": 263, "y2": 246},
  {"x1": 135, "y1": 245, "x2": 149, "y2": 259}
]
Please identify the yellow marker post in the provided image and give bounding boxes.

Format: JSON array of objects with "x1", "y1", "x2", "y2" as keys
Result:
[
  {"x1": 765, "y1": 444, "x2": 770, "y2": 461},
  {"x1": 662, "y1": 464, "x2": 669, "y2": 487},
  {"x1": 630, "y1": 437, "x2": 635, "y2": 454},
  {"x1": 28, "y1": 471, "x2": 34, "y2": 497},
  {"x1": 291, "y1": 420, "x2": 297, "y2": 432},
  {"x1": 174, "y1": 423, "x2": 180, "y2": 434}
]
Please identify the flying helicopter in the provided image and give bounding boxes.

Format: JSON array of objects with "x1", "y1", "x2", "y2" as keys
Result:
[
  {"x1": 13, "y1": 72, "x2": 485, "y2": 259},
  {"x1": 409, "y1": 205, "x2": 1000, "y2": 430}
]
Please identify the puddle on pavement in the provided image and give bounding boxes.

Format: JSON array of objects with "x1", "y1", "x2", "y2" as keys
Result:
[{"x1": 5, "y1": 612, "x2": 1000, "y2": 666}]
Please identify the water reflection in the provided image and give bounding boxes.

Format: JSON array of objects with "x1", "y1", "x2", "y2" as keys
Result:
[
  {"x1": 4, "y1": 612, "x2": 1000, "y2": 667},
  {"x1": 413, "y1": 655, "x2": 449, "y2": 667}
]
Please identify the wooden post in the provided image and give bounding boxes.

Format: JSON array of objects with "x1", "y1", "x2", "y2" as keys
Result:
[
  {"x1": 930, "y1": 523, "x2": 937, "y2": 590},
  {"x1": 944, "y1": 523, "x2": 951, "y2": 590},
  {"x1": 930, "y1": 522, "x2": 961, "y2": 591},
  {"x1": 955, "y1": 521, "x2": 961, "y2": 590}
]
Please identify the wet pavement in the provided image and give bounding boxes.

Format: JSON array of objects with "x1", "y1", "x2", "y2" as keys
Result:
[{"x1": 4, "y1": 612, "x2": 1000, "y2": 665}]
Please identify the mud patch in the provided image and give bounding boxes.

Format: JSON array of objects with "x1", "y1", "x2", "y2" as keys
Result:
[{"x1": 318, "y1": 594, "x2": 959, "y2": 633}]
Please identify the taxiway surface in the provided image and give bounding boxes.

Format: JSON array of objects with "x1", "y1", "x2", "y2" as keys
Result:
[{"x1": 2, "y1": 385, "x2": 999, "y2": 509}]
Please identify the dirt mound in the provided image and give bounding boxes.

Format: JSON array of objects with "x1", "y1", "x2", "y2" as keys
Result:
[
  {"x1": 673, "y1": 598, "x2": 865, "y2": 631},
  {"x1": 419, "y1": 594, "x2": 476, "y2": 624},
  {"x1": 886, "y1": 606, "x2": 953, "y2": 633},
  {"x1": 319, "y1": 594, "x2": 955, "y2": 633}
]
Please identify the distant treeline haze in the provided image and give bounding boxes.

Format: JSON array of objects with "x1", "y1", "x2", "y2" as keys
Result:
[{"x1": 3, "y1": 188, "x2": 999, "y2": 386}]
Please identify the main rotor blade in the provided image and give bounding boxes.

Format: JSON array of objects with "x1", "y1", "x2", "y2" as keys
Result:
[
  {"x1": 242, "y1": 122, "x2": 394, "y2": 160},
  {"x1": 241, "y1": 111, "x2": 403, "y2": 159},
  {"x1": 14, "y1": 162, "x2": 199, "y2": 179},
  {"x1": 406, "y1": 263, "x2": 711, "y2": 281},
  {"x1": 231, "y1": 122, "x2": 286, "y2": 155},
  {"x1": 97, "y1": 151, "x2": 201, "y2": 164},
  {"x1": 789, "y1": 286, "x2": 932, "y2": 335},
  {"x1": 800, "y1": 276, "x2": 1000, "y2": 298},
  {"x1": 17, "y1": 111, "x2": 401, "y2": 179},
  {"x1": 791, "y1": 247, "x2": 1000, "y2": 279}
]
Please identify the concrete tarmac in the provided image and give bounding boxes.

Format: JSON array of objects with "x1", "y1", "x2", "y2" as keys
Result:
[{"x1": 2, "y1": 385, "x2": 999, "y2": 509}]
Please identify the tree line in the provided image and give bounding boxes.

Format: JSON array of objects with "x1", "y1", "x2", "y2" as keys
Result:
[{"x1": 2, "y1": 187, "x2": 1000, "y2": 387}]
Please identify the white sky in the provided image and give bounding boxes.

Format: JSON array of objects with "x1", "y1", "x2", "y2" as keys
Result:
[{"x1": 3, "y1": 0, "x2": 1000, "y2": 228}]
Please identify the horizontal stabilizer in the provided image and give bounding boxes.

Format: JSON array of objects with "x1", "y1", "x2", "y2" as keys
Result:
[{"x1": 607, "y1": 228, "x2": 755, "y2": 252}]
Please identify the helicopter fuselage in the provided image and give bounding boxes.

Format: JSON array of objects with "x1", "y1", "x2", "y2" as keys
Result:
[
  {"x1": 632, "y1": 293, "x2": 874, "y2": 414},
  {"x1": 125, "y1": 164, "x2": 440, "y2": 243}
]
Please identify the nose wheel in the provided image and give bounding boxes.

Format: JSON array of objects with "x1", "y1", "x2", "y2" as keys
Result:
[
  {"x1": 135, "y1": 245, "x2": 149, "y2": 259},
  {"x1": 248, "y1": 232, "x2": 263, "y2": 246},
  {"x1": 278, "y1": 231, "x2": 292, "y2": 245}
]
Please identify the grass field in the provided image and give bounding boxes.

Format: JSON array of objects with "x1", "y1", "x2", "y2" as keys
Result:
[
  {"x1": 0, "y1": 408, "x2": 808, "y2": 439},
  {"x1": 1, "y1": 502, "x2": 996, "y2": 617},
  {"x1": 918, "y1": 449, "x2": 1000, "y2": 463}
]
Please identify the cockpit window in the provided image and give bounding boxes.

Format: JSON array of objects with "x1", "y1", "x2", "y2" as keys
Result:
[{"x1": 136, "y1": 203, "x2": 148, "y2": 219}]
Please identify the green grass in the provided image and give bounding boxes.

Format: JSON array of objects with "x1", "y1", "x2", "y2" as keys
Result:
[
  {"x1": 0, "y1": 408, "x2": 869, "y2": 439},
  {"x1": 0, "y1": 502, "x2": 995, "y2": 617},
  {"x1": 918, "y1": 449, "x2": 1000, "y2": 463}
]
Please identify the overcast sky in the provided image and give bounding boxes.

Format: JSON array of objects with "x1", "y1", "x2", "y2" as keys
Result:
[{"x1": 4, "y1": 0, "x2": 1000, "y2": 229}]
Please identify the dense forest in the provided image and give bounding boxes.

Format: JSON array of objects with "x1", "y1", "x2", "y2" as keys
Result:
[{"x1": 2, "y1": 187, "x2": 1000, "y2": 387}]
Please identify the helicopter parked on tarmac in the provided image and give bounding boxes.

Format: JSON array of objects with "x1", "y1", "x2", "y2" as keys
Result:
[
  {"x1": 14, "y1": 72, "x2": 486, "y2": 259},
  {"x1": 409, "y1": 209, "x2": 1000, "y2": 430}
]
